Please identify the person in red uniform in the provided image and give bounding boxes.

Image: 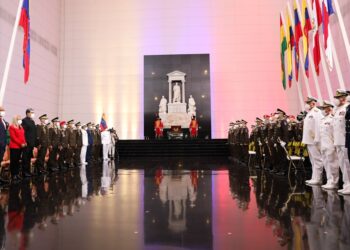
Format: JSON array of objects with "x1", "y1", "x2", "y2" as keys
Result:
[
  {"x1": 189, "y1": 116, "x2": 199, "y2": 138},
  {"x1": 154, "y1": 117, "x2": 164, "y2": 139},
  {"x1": 9, "y1": 115, "x2": 27, "y2": 182}
]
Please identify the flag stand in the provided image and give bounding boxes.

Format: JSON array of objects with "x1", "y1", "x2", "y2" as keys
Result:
[{"x1": 0, "y1": 0, "x2": 24, "y2": 105}]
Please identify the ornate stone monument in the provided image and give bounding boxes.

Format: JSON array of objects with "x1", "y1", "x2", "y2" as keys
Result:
[{"x1": 158, "y1": 71, "x2": 196, "y2": 129}]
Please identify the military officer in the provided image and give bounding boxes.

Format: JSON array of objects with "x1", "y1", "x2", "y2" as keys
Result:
[
  {"x1": 58, "y1": 121, "x2": 68, "y2": 170},
  {"x1": 254, "y1": 118, "x2": 264, "y2": 168},
  {"x1": 240, "y1": 120, "x2": 249, "y2": 163},
  {"x1": 333, "y1": 90, "x2": 350, "y2": 194},
  {"x1": 66, "y1": 120, "x2": 76, "y2": 168},
  {"x1": 48, "y1": 117, "x2": 60, "y2": 172},
  {"x1": 318, "y1": 101, "x2": 339, "y2": 190},
  {"x1": 267, "y1": 114, "x2": 277, "y2": 172},
  {"x1": 274, "y1": 109, "x2": 289, "y2": 176},
  {"x1": 74, "y1": 122, "x2": 83, "y2": 166},
  {"x1": 86, "y1": 122, "x2": 94, "y2": 163},
  {"x1": 36, "y1": 114, "x2": 49, "y2": 174},
  {"x1": 95, "y1": 124, "x2": 102, "y2": 162},
  {"x1": 303, "y1": 97, "x2": 324, "y2": 185}
]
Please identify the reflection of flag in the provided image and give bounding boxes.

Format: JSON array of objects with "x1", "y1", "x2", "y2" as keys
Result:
[
  {"x1": 322, "y1": 0, "x2": 334, "y2": 70},
  {"x1": 294, "y1": 0, "x2": 303, "y2": 82},
  {"x1": 19, "y1": 0, "x2": 30, "y2": 83},
  {"x1": 312, "y1": 0, "x2": 322, "y2": 75},
  {"x1": 302, "y1": 0, "x2": 312, "y2": 77},
  {"x1": 100, "y1": 113, "x2": 108, "y2": 131},
  {"x1": 280, "y1": 15, "x2": 288, "y2": 90},
  {"x1": 286, "y1": 10, "x2": 295, "y2": 88}
]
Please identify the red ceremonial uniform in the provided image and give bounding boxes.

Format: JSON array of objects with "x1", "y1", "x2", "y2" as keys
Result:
[
  {"x1": 189, "y1": 120, "x2": 198, "y2": 137},
  {"x1": 154, "y1": 120, "x2": 164, "y2": 138}
]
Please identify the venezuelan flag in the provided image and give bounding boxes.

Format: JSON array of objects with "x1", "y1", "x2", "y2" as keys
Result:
[
  {"x1": 286, "y1": 10, "x2": 294, "y2": 88},
  {"x1": 294, "y1": 0, "x2": 303, "y2": 82},
  {"x1": 280, "y1": 15, "x2": 287, "y2": 90},
  {"x1": 19, "y1": 0, "x2": 30, "y2": 83},
  {"x1": 302, "y1": 0, "x2": 312, "y2": 78}
]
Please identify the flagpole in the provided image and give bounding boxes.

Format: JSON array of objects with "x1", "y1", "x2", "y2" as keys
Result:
[
  {"x1": 281, "y1": 11, "x2": 304, "y2": 110},
  {"x1": 0, "y1": 0, "x2": 24, "y2": 105},
  {"x1": 293, "y1": 0, "x2": 312, "y2": 97},
  {"x1": 333, "y1": 0, "x2": 350, "y2": 67}
]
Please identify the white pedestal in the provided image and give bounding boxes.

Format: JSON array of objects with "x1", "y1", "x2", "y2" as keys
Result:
[{"x1": 168, "y1": 103, "x2": 187, "y2": 113}]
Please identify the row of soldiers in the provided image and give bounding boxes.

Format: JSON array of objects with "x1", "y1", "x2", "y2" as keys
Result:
[
  {"x1": 228, "y1": 108, "x2": 309, "y2": 176},
  {"x1": 22, "y1": 110, "x2": 118, "y2": 177},
  {"x1": 228, "y1": 89, "x2": 350, "y2": 195}
]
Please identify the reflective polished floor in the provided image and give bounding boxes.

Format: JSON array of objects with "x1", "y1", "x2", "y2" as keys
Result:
[{"x1": 1, "y1": 158, "x2": 350, "y2": 250}]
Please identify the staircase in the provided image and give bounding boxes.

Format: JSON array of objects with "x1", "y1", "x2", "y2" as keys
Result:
[{"x1": 117, "y1": 139, "x2": 229, "y2": 158}]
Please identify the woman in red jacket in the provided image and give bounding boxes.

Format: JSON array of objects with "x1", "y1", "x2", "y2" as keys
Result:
[{"x1": 9, "y1": 115, "x2": 27, "y2": 182}]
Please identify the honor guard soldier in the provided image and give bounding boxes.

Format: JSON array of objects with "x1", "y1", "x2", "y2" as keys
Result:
[
  {"x1": 86, "y1": 122, "x2": 94, "y2": 162},
  {"x1": 66, "y1": 120, "x2": 76, "y2": 168},
  {"x1": 274, "y1": 109, "x2": 289, "y2": 176},
  {"x1": 80, "y1": 124, "x2": 88, "y2": 165},
  {"x1": 267, "y1": 114, "x2": 278, "y2": 172},
  {"x1": 318, "y1": 101, "x2": 339, "y2": 190},
  {"x1": 58, "y1": 121, "x2": 68, "y2": 170},
  {"x1": 75, "y1": 122, "x2": 83, "y2": 166},
  {"x1": 262, "y1": 115, "x2": 272, "y2": 169},
  {"x1": 95, "y1": 124, "x2": 102, "y2": 161},
  {"x1": 189, "y1": 116, "x2": 199, "y2": 138},
  {"x1": 303, "y1": 97, "x2": 323, "y2": 185},
  {"x1": 154, "y1": 117, "x2": 164, "y2": 139},
  {"x1": 254, "y1": 118, "x2": 264, "y2": 168},
  {"x1": 333, "y1": 90, "x2": 350, "y2": 194},
  {"x1": 36, "y1": 114, "x2": 49, "y2": 174},
  {"x1": 48, "y1": 117, "x2": 60, "y2": 172},
  {"x1": 240, "y1": 120, "x2": 249, "y2": 163}
]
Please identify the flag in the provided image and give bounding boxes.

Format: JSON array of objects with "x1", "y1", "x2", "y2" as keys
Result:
[
  {"x1": 100, "y1": 113, "x2": 108, "y2": 131},
  {"x1": 302, "y1": 0, "x2": 312, "y2": 77},
  {"x1": 294, "y1": 0, "x2": 303, "y2": 81},
  {"x1": 322, "y1": 0, "x2": 334, "y2": 70},
  {"x1": 19, "y1": 0, "x2": 30, "y2": 84},
  {"x1": 280, "y1": 15, "x2": 288, "y2": 90},
  {"x1": 312, "y1": 0, "x2": 322, "y2": 75},
  {"x1": 286, "y1": 10, "x2": 295, "y2": 88}
]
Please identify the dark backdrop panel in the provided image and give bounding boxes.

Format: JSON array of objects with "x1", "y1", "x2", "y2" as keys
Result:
[{"x1": 144, "y1": 54, "x2": 211, "y2": 139}]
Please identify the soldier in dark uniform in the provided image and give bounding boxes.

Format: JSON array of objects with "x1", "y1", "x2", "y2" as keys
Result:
[
  {"x1": 22, "y1": 108, "x2": 36, "y2": 177},
  {"x1": 273, "y1": 109, "x2": 289, "y2": 176},
  {"x1": 48, "y1": 117, "x2": 60, "y2": 172},
  {"x1": 254, "y1": 118, "x2": 264, "y2": 168},
  {"x1": 94, "y1": 124, "x2": 102, "y2": 162},
  {"x1": 240, "y1": 120, "x2": 249, "y2": 164},
  {"x1": 75, "y1": 122, "x2": 83, "y2": 166},
  {"x1": 58, "y1": 121, "x2": 68, "y2": 170},
  {"x1": 36, "y1": 114, "x2": 49, "y2": 175},
  {"x1": 0, "y1": 107, "x2": 9, "y2": 184},
  {"x1": 267, "y1": 114, "x2": 278, "y2": 173},
  {"x1": 66, "y1": 120, "x2": 76, "y2": 168},
  {"x1": 234, "y1": 121, "x2": 242, "y2": 160}
]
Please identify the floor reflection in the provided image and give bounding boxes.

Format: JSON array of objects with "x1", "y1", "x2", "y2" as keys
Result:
[{"x1": 0, "y1": 158, "x2": 348, "y2": 249}]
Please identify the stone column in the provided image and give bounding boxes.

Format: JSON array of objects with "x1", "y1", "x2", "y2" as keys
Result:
[
  {"x1": 182, "y1": 81, "x2": 185, "y2": 103},
  {"x1": 169, "y1": 81, "x2": 172, "y2": 103}
]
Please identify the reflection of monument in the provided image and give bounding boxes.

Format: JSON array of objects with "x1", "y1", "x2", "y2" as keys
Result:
[
  {"x1": 159, "y1": 71, "x2": 196, "y2": 129},
  {"x1": 159, "y1": 170, "x2": 197, "y2": 233}
]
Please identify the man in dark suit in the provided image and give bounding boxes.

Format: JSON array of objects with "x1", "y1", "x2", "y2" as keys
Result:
[
  {"x1": 0, "y1": 107, "x2": 9, "y2": 184},
  {"x1": 22, "y1": 108, "x2": 36, "y2": 177}
]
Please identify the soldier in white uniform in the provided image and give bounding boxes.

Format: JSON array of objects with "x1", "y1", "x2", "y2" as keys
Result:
[
  {"x1": 333, "y1": 90, "x2": 350, "y2": 195},
  {"x1": 80, "y1": 124, "x2": 88, "y2": 165},
  {"x1": 302, "y1": 97, "x2": 324, "y2": 185},
  {"x1": 318, "y1": 101, "x2": 339, "y2": 190}
]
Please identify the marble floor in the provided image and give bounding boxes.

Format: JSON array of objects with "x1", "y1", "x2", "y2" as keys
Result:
[{"x1": 1, "y1": 158, "x2": 349, "y2": 250}]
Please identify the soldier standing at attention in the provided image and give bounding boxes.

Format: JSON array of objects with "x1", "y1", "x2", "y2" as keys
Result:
[
  {"x1": 303, "y1": 97, "x2": 323, "y2": 185},
  {"x1": 95, "y1": 124, "x2": 102, "y2": 162},
  {"x1": 318, "y1": 101, "x2": 338, "y2": 190},
  {"x1": 48, "y1": 117, "x2": 60, "y2": 172},
  {"x1": 36, "y1": 114, "x2": 49, "y2": 175},
  {"x1": 254, "y1": 118, "x2": 263, "y2": 169},
  {"x1": 66, "y1": 120, "x2": 77, "y2": 168},
  {"x1": 274, "y1": 109, "x2": 289, "y2": 176},
  {"x1": 240, "y1": 120, "x2": 249, "y2": 164},
  {"x1": 22, "y1": 108, "x2": 36, "y2": 177},
  {"x1": 58, "y1": 121, "x2": 68, "y2": 170},
  {"x1": 74, "y1": 122, "x2": 83, "y2": 166},
  {"x1": 86, "y1": 123, "x2": 94, "y2": 163},
  {"x1": 333, "y1": 90, "x2": 350, "y2": 195}
]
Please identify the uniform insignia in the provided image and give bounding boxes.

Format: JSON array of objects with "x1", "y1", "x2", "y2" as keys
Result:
[{"x1": 340, "y1": 111, "x2": 345, "y2": 116}]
